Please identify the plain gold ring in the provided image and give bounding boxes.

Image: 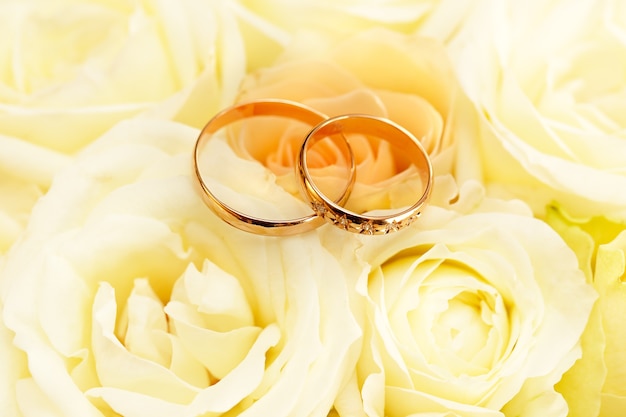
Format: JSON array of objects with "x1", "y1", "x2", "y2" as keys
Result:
[{"x1": 193, "y1": 99, "x2": 356, "y2": 236}]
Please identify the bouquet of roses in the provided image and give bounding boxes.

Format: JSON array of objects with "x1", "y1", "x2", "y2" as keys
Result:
[{"x1": 1, "y1": 1, "x2": 623, "y2": 416}]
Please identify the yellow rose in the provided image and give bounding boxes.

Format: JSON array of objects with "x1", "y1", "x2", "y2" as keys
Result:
[
  {"x1": 329, "y1": 178, "x2": 596, "y2": 416},
  {"x1": 451, "y1": 0, "x2": 626, "y2": 219},
  {"x1": 546, "y1": 206, "x2": 626, "y2": 417},
  {"x1": 231, "y1": 28, "x2": 457, "y2": 213},
  {"x1": 0, "y1": 119, "x2": 361, "y2": 417}
]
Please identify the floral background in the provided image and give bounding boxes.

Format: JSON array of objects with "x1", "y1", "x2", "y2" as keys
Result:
[{"x1": 0, "y1": 0, "x2": 624, "y2": 416}]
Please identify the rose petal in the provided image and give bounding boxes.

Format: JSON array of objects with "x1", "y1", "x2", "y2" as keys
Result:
[
  {"x1": 386, "y1": 385, "x2": 503, "y2": 417},
  {"x1": 87, "y1": 324, "x2": 280, "y2": 417},
  {"x1": 0, "y1": 309, "x2": 26, "y2": 417},
  {"x1": 122, "y1": 279, "x2": 170, "y2": 366},
  {"x1": 594, "y1": 231, "x2": 626, "y2": 394},
  {"x1": 180, "y1": 261, "x2": 254, "y2": 329},
  {"x1": 91, "y1": 282, "x2": 200, "y2": 403}
]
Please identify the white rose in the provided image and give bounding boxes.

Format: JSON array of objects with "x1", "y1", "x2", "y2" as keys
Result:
[
  {"x1": 451, "y1": 0, "x2": 626, "y2": 219},
  {"x1": 0, "y1": 118, "x2": 361, "y2": 417},
  {"x1": 330, "y1": 178, "x2": 596, "y2": 417}
]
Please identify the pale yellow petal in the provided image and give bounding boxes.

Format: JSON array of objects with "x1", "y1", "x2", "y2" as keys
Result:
[
  {"x1": 595, "y1": 232, "x2": 626, "y2": 396},
  {"x1": 166, "y1": 300, "x2": 262, "y2": 379},
  {"x1": 0, "y1": 309, "x2": 26, "y2": 417},
  {"x1": 91, "y1": 283, "x2": 200, "y2": 404}
]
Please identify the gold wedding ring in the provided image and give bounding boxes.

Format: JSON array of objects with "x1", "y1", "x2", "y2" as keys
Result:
[
  {"x1": 297, "y1": 114, "x2": 433, "y2": 235},
  {"x1": 193, "y1": 99, "x2": 355, "y2": 236}
]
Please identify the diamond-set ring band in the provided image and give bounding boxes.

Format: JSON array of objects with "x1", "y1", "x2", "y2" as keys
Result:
[{"x1": 297, "y1": 113, "x2": 432, "y2": 235}]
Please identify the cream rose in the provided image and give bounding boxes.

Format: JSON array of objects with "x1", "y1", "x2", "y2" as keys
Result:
[
  {"x1": 230, "y1": 28, "x2": 457, "y2": 214},
  {"x1": 546, "y1": 206, "x2": 626, "y2": 417},
  {"x1": 329, "y1": 178, "x2": 596, "y2": 417},
  {"x1": 451, "y1": 0, "x2": 626, "y2": 220},
  {"x1": 0, "y1": 0, "x2": 285, "y2": 153},
  {"x1": 0, "y1": 0, "x2": 287, "y2": 252},
  {"x1": 0, "y1": 118, "x2": 361, "y2": 417}
]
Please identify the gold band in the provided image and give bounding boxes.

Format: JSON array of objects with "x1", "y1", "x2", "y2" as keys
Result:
[
  {"x1": 193, "y1": 99, "x2": 355, "y2": 236},
  {"x1": 297, "y1": 114, "x2": 433, "y2": 235}
]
